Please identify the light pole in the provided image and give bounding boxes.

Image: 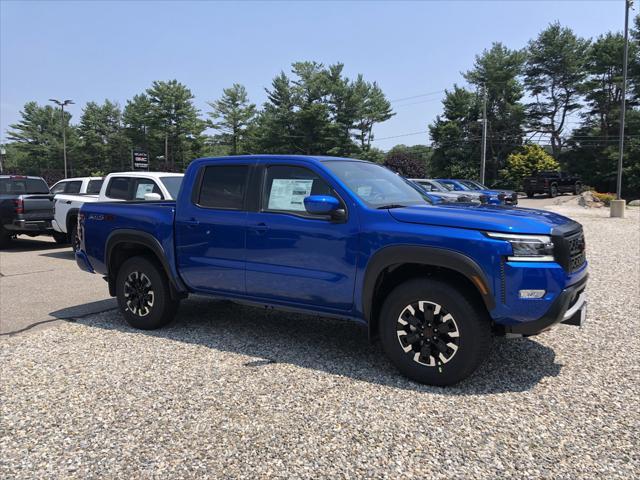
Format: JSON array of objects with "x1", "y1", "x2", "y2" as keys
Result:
[
  {"x1": 49, "y1": 98, "x2": 74, "y2": 178},
  {"x1": 611, "y1": 0, "x2": 632, "y2": 218},
  {"x1": 480, "y1": 85, "x2": 488, "y2": 184}
]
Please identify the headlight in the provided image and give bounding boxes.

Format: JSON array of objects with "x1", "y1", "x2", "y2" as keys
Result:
[{"x1": 486, "y1": 232, "x2": 554, "y2": 262}]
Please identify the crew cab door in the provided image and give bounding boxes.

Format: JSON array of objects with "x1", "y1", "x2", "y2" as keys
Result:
[
  {"x1": 244, "y1": 163, "x2": 358, "y2": 312},
  {"x1": 175, "y1": 163, "x2": 250, "y2": 295}
]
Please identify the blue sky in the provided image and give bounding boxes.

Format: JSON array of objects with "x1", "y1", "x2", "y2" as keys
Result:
[{"x1": 0, "y1": 0, "x2": 633, "y2": 147}]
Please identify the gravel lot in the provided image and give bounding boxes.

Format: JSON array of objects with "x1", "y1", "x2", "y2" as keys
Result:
[{"x1": 1, "y1": 206, "x2": 639, "y2": 479}]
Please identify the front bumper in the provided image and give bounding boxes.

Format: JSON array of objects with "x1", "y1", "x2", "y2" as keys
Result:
[
  {"x1": 4, "y1": 219, "x2": 52, "y2": 232},
  {"x1": 503, "y1": 274, "x2": 588, "y2": 336}
]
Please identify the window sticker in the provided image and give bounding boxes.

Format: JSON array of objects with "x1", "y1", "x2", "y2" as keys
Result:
[
  {"x1": 357, "y1": 185, "x2": 372, "y2": 197},
  {"x1": 268, "y1": 179, "x2": 313, "y2": 211},
  {"x1": 135, "y1": 183, "x2": 155, "y2": 199}
]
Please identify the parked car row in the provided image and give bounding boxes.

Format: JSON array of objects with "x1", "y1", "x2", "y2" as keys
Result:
[
  {"x1": 409, "y1": 178, "x2": 518, "y2": 206},
  {"x1": 0, "y1": 172, "x2": 184, "y2": 248}
]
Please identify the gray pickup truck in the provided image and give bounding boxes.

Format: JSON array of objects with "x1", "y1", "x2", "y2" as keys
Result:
[{"x1": 0, "y1": 175, "x2": 54, "y2": 247}]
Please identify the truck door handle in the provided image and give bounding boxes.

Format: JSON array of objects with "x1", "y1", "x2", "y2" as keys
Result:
[
  {"x1": 252, "y1": 223, "x2": 268, "y2": 235},
  {"x1": 184, "y1": 218, "x2": 200, "y2": 227}
]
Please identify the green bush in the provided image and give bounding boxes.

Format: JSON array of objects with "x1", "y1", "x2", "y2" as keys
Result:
[
  {"x1": 502, "y1": 145, "x2": 559, "y2": 188},
  {"x1": 592, "y1": 192, "x2": 616, "y2": 206}
]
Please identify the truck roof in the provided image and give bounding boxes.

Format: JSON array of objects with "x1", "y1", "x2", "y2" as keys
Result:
[
  {"x1": 104, "y1": 171, "x2": 184, "y2": 178},
  {"x1": 192, "y1": 155, "x2": 372, "y2": 167}
]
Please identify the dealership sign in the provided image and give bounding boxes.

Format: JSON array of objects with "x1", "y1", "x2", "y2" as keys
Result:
[{"x1": 132, "y1": 150, "x2": 149, "y2": 170}]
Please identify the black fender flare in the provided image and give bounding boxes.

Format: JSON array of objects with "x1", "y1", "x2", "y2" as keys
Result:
[
  {"x1": 105, "y1": 229, "x2": 187, "y2": 299},
  {"x1": 362, "y1": 245, "x2": 495, "y2": 324}
]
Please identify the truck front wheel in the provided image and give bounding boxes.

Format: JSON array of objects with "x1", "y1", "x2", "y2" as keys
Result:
[
  {"x1": 116, "y1": 256, "x2": 179, "y2": 330},
  {"x1": 378, "y1": 278, "x2": 492, "y2": 386}
]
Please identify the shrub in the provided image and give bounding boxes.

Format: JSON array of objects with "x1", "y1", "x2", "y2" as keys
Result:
[
  {"x1": 503, "y1": 145, "x2": 559, "y2": 188},
  {"x1": 592, "y1": 192, "x2": 616, "y2": 206}
]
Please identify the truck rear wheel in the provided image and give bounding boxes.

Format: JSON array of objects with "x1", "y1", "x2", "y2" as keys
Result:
[
  {"x1": 378, "y1": 278, "x2": 492, "y2": 386},
  {"x1": 52, "y1": 231, "x2": 68, "y2": 244},
  {"x1": 116, "y1": 256, "x2": 179, "y2": 330}
]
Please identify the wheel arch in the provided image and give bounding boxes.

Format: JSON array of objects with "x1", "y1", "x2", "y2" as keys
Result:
[
  {"x1": 105, "y1": 229, "x2": 186, "y2": 300},
  {"x1": 65, "y1": 208, "x2": 80, "y2": 234},
  {"x1": 362, "y1": 246, "x2": 495, "y2": 340}
]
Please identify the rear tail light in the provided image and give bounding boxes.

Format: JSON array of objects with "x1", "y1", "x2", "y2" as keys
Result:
[{"x1": 13, "y1": 198, "x2": 24, "y2": 214}]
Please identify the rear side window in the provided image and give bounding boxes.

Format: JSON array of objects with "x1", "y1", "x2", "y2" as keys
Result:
[
  {"x1": 65, "y1": 181, "x2": 82, "y2": 194},
  {"x1": 198, "y1": 165, "x2": 248, "y2": 210},
  {"x1": 86, "y1": 179, "x2": 103, "y2": 194},
  {"x1": 106, "y1": 177, "x2": 132, "y2": 200}
]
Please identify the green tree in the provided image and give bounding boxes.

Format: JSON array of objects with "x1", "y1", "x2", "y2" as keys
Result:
[
  {"x1": 6, "y1": 102, "x2": 76, "y2": 174},
  {"x1": 464, "y1": 42, "x2": 526, "y2": 180},
  {"x1": 76, "y1": 100, "x2": 130, "y2": 173},
  {"x1": 428, "y1": 85, "x2": 482, "y2": 179},
  {"x1": 123, "y1": 94, "x2": 153, "y2": 155},
  {"x1": 503, "y1": 144, "x2": 559, "y2": 188},
  {"x1": 383, "y1": 149, "x2": 427, "y2": 178},
  {"x1": 207, "y1": 84, "x2": 256, "y2": 155},
  {"x1": 146, "y1": 80, "x2": 205, "y2": 170},
  {"x1": 524, "y1": 22, "x2": 590, "y2": 157},
  {"x1": 352, "y1": 77, "x2": 394, "y2": 152},
  {"x1": 253, "y1": 62, "x2": 394, "y2": 157}
]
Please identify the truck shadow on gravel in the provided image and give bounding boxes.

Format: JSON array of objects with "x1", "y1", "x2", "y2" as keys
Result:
[{"x1": 69, "y1": 296, "x2": 562, "y2": 395}]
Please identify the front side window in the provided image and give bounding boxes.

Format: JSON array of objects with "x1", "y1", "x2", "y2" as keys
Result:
[
  {"x1": 198, "y1": 165, "x2": 248, "y2": 210},
  {"x1": 262, "y1": 165, "x2": 334, "y2": 214},
  {"x1": 86, "y1": 179, "x2": 103, "y2": 194},
  {"x1": 50, "y1": 182, "x2": 67, "y2": 194},
  {"x1": 133, "y1": 179, "x2": 162, "y2": 200},
  {"x1": 324, "y1": 161, "x2": 429, "y2": 208},
  {"x1": 106, "y1": 177, "x2": 132, "y2": 200}
]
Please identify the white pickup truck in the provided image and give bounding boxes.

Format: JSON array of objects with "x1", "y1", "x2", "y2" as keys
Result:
[{"x1": 53, "y1": 172, "x2": 183, "y2": 250}]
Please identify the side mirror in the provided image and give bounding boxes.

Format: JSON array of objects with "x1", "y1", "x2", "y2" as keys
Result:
[
  {"x1": 304, "y1": 195, "x2": 345, "y2": 221},
  {"x1": 144, "y1": 192, "x2": 162, "y2": 201}
]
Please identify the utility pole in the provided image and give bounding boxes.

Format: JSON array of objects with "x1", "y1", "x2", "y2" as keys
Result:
[
  {"x1": 480, "y1": 85, "x2": 488, "y2": 184},
  {"x1": 616, "y1": 0, "x2": 631, "y2": 200},
  {"x1": 49, "y1": 98, "x2": 74, "y2": 178},
  {"x1": 611, "y1": 0, "x2": 632, "y2": 217}
]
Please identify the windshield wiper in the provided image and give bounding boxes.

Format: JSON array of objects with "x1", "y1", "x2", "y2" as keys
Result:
[{"x1": 377, "y1": 204, "x2": 406, "y2": 210}]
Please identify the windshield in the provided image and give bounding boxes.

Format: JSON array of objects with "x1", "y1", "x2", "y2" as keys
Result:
[
  {"x1": 0, "y1": 177, "x2": 49, "y2": 194},
  {"x1": 440, "y1": 180, "x2": 469, "y2": 191},
  {"x1": 460, "y1": 180, "x2": 486, "y2": 190},
  {"x1": 324, "y1": 161, "x2": 430, "y2": 208},
  {"x1": 160, "y1": 176, "x2": 183, "y2": 199}
]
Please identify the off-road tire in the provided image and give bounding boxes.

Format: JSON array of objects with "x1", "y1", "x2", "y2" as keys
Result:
[
  {"x1": 116, "y1": 256, "x2": 179, "y2": 330},
  {"x1": 379, "y1": 278, "x2": 492, "y2": 386}
]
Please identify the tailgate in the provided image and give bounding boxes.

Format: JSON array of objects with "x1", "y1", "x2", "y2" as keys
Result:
[{"x1": 20, "y1": 194, "x2": 54, "y2": 220}]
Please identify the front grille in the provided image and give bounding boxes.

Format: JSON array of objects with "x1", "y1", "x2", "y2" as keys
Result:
[{"x1": 553, "y1": 228, "x2": 586, "y2": 273}]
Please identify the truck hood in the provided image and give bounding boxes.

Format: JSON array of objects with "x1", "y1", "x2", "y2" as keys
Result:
[{"x1": 387, "y1": 203, "x2": 574, "y2": 235}]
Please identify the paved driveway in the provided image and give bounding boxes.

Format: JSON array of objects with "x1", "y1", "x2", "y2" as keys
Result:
[{"x1": 0, "y1": 237, "x2": 115, "y2": 335}]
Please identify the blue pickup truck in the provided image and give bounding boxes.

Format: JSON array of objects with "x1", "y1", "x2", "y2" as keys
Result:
[{"x1": 75, "y1": 155, "x2": 588, "y2": 386}]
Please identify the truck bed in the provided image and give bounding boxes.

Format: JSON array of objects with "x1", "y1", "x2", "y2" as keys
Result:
[{"x1": 80, "y1": 201, "x2": 177, "y2": 274}]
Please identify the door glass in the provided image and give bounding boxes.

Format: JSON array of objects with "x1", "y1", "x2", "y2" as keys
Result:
[
  {"x1": 263, "y1": 166, "x2": 333, "y2": 214},
  {"x1": 65, "y1": 181, "x2": 82, "y2": 194},
  {"x1": 106, "y1": 177, "x2": 131, "y2": 200},
  {"x1": 51, "y1": 182, "x2": 67, "y2": 194},
  {"x1": 198, "y1": 165, "x2": 248, "y2": 210},
  {"x1": 133, "y1": 179, "x2": 162, "y2": 200},
  {"x1": 86, "y1": 179, "x2": 103, "y2": 194}
]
